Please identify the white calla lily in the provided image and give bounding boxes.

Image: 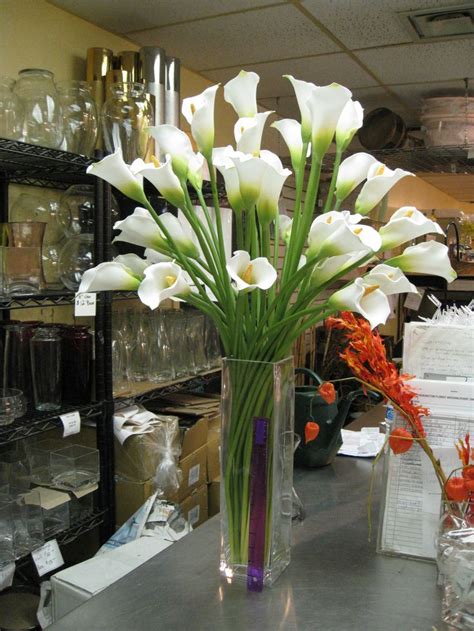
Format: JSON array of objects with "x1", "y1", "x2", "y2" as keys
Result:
[
  {"x1": 159, "y1": 212, "x2": 200, "y2": 258},
  {"x1": 113, "y1": 253, "x2": 149, "y2": 277},
  {"x1": 379, "y1": 206, "x2": 445, "y2": 250},
  {"x1": 230, "y1": 154, "x2": 267, "y2": 208},
  {"x1": 385, "y1": 241, "x2": 457, "y2": 282},
  {"x1": 138, "y1": 262, "x2": 191, "y2": 309},
  {"x1": 235, "y1": 111, "x2": 273, "y2": 155},
  {"x1": 271, "y1": 119, "x2": 307, "y2": 171},
  {"x1": 279, "y1": 215, "x2": 292, "y2": 245},
  {"x1": 336, "y1": 100, "x2": 364, "y2": 152},
  {"x1": 144, "y1": 248, "x2": 171, "y2": 263},
  {"x1": 349, "y1": 224, "x2": 382, "y2": 252},
  {"x1": 146, "y1": 125, "x2": 194, "y2": 179},
  {"x1": 311, "y1": 251, "x2": 368, "y2": 287},
  {"x1": 182, "y1": 85, "x2": 219, "y2": 157},
  {"x1": 364, "y1": 264, "x2": 417, "y2": 295},
  {"x1": 136, "y1": 155, "x2": 186, "y2": 209},
  {"x1": 187, "y1": 151, "x2": 206, "y2": 191},
  {"x1": 114, "y1": 207, "x2": 164, "y2": 250},
  {"x1": 284, "y1": 75, "x2": 316, "y2": 142},
  {"x1": 227, "y1": 250, "x2": 277, "y2": 292},
  {"x1": 213, "y1": 146, "x2": 245, "y2": 212},
  {"x1": 307, "y1": 211, "x2": 378, "y2": 259},
  {"x1": 86, "y1": 149, "x2": 147, "y2": 205},
  {"x1": 335, "y1": 153, "x2": 379, "y2": 203},
  {"x1": 329, "y1": 277, "x2": 391, "y2": 329},
  {"x1": 78, "y1": 261, "x2": 142, "y2": 293},
  {"x1": 224, "y1": 70, "x2": 260, "y2": 118},
  {"x1": 355, "y1": 163, "x2": 414, "y2": 215},
  {"x1": 256, "y1": 151, "x2": 292, "y2": 224},
  {"x1": 306, "y1": 83, "x2": 352, "y2": 156}
]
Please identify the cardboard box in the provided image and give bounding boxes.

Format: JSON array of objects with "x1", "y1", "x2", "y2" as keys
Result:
[
  {"x1": 208, "y1": 478, "x2": 220, "y2": 517},
  {"x1": 207, "y1": 436, "x2": 220, "y2": 482},
  {"x1": 51, "y1": 536, "x2": 173, "y2": 623},
  {"x1": 180, "y1": 417, "x2": 208, "y2": 458},
  {"x1": 207, "y1": 414, "x2": 221, "y2": 440},
  {"x1": 167, "y1": 444, "x2": 207, "y2": 503},
  {"x1": 115, "y1": 478, "x2": 154, "y2": 526},
  {"x1": 179, "y1": 484, "x2": 208, "y2": 528}
]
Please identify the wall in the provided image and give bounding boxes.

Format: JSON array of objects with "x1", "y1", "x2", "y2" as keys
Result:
[{"x1": 388, "y1": 175, "x2": 474, "y2": 215}]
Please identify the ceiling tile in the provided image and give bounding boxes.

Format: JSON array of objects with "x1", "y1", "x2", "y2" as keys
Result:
[
  {"x1": 203, "y1": 53, "x2": 378, "y2": 98},
  {"x1": 128, "y1": 5, "x2": 340, "y2": 70},
  {"x1": 355, "y1": 39, "x2": 474, "y2": 85},
  {"x1": 49, "y1": 0, "x2": 283, "y2": 33},
  {"x1": 302, "y1": 0, "x2": 465, "y2": 49}
]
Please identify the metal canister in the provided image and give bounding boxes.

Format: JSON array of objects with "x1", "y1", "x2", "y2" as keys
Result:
[{"x1": 165, "y1": 56, "x2": 180, "y2": 128}]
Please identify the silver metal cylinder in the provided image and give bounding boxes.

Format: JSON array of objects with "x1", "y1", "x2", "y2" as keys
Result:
[
  {"x1": 138, "y1": 47, "x2": 166, "y2": 127},
  {"x1": 165, "y1": 56, "x2": 181, "y2": 128}
]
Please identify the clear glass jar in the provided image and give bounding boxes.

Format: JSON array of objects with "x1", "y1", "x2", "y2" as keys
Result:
[
  {"x1": 59, "y1": 184, "x2": 119, "y2": 237},
  {"x1": 57, "y1": 80, "x2": 98, "y2": 156},
  {"x1": 30, "y1": 326, "x2": 62, "y2": 412},
  {"x1": 10, "y1": 193, "x2": 67, "y2": 246},
  {"x1": 0, "y1": 77, "x2": 23, "y2": 140},
  {"x1": 14, "y1": 68, "x2": 63, "y2": 148},
  {"x1": 58, "y1": 233, "x2": 94, "y2": 291},
  {"x1": 102, "y1": 82, "x2": 153, "y2": 162}
]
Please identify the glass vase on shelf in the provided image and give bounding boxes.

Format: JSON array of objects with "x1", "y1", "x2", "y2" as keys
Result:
[
  {"x1": 30, "y1": 326, "x2": 62, "y2": 412},
  {"x1": 102, "y1": 82, "x2": 154, "y2": 162},
  {"x1": 0, "y1": 77, "x2": 23, "y2": 140},
  {"x1": 58, "y1": 184, "x2": 119, "y2": 237},
  {"x1": 220, "y1": 356, "x2": 295, "y2": 589},
  {"x1": 14, "y1": 68, "x2": 63, "y2": 149},
  {"x1": 57, "y1": 80, "x2": 98, "y2": 156},
  {"x1": 2, "y1": 221, "x2": 46, "y2": 296}
]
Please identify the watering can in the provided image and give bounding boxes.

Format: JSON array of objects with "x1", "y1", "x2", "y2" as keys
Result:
[{"x1": 294, "y1": 368, "x2": 378, "y2": 467}]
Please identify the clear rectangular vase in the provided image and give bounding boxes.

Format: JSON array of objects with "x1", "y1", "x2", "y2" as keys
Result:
[{"x1": 220, "y1": 356, "x2": 295, "y2": 588}]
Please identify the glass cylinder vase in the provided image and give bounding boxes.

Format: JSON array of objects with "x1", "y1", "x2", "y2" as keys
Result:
[
  {"x1": 57, "y1": 80, "x2": 98, "y2": 156},
  {"x1": 220, "y1": 356, "x2": 295, "y2": 589}
]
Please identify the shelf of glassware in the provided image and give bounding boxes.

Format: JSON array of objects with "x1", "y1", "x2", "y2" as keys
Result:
[
  {"x1": 0, "y1": 402, "x2": 104, "y2": 446},
  {"x1": 114, "y1": 368, "x2": 221, "y2": 405},
  {"x1": 0, "y1": 290, "x2": 78, "y2": 310},
  {"x1": 16, "y1": 508, "x2": 107, "y2": 568}
]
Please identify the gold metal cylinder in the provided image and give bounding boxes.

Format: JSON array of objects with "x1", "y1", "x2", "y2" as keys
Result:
[
  {"x1": 117, "y1": 51, "x2": 140, "y2": 83},
  {"x1": 86, "y1": 48, "x2": 113, "y2": 150}
]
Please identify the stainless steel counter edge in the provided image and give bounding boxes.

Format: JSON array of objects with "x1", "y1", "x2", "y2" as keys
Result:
[{"x1": 48, "y1": 458, "x2": 442, "y2": 631}]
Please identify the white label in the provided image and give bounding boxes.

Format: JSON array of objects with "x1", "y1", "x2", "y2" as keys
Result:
[
  {"x1": 32, "y1": 540, "x2": 64, "y2": 577},
  {"x1": 188, "y1": 505, "x2": 200, "y2": 526},
  {"x1": 60, "y1": 410, "x2": 81, "y2": 437},
  {"x1": 74, "y1": 292, "x2": 97, "y2": 317},
  {"x1": 428, "y1": 293, "x2": 441, "y2": 308},
  {"x1": 188, "y1": 464, "x2": 200, "y2": 487}
]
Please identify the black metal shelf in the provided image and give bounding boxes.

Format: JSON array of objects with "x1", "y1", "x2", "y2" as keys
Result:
[
  {"x1": 114, "y1": 369, "x2": 221, "y2": 406},
  {"x1": 0, "y1": 138, "x2": 95, "y2": 188},
  {"x1": 0, "y1": 290, "x2": 77, "y2": 310},
  {"x1": 0, "y1": 402, "x2": 104, "y2": 446},
  {"x1": 322, "y1": 144, "x2": 474, "y2": 174}
]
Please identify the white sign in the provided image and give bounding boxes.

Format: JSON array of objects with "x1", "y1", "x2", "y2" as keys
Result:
[
  {"x1": 60, "y1": 410, "x2": 81, "y2": 437},
  {"x1": 32, "y1": 540, "x2": 64, "y2": 577},
  {"x1": 188, "y1": 505, "x2": 200, "y2": 526},
  {"x1": 188, "y1": 464, "x2": 200, "y2": 487},
  {"x1": 74, "y1": 292, "x2": 97, "y2": 317}
]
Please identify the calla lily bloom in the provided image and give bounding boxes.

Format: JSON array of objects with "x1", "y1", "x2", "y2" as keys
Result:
[
  {"x1": 78, "y1": 260, "x2": 142, "y2": 293},
  {"x1": 86, "y1": 149, "x2": 147, "y2": 205},
  {"x1": 385, "y1": 241, "x2": 457, "y2": 282},
  {"x1": 306, "y1": 83, "x2": 352, "y2": 156},
  {"x1": 349, "y1": 224, "x2": 382, "y2": 252},
  {"x1": 355, "y1": 163, "x2": 414, "y2": 216},
  {"x1": 284, "y1": 75, "x2": 316, "y2": 143},
  {"x1": 147, "y1": 125, "x2": 194, "y2": 179},
  {"x1": 336, "y1": 100, "x2": 364, "y2": 152},
  {"x1": 136, "y1": 155, "x2": 186, "y2": 209},
  {"x1": 144, "y1": 248, "x2": 171, "y2": 263},
  {"x1": 113, "y1": 253, "x2": 150, "y2": 277},
  {"x1": 138, "y1": 262, "x2": 191, "y2": 309},
  {"x1": 379, "y1": 206, "x2": 445, "y2": 250},
  {"x1": 364, "y1": 264, "x2": 417, "y2": 295},
  {"x1": 182, "y1": 84, "x2": 219, "y2": 157},
  {"x1": 114, "y1": 207, "x2": 165, "y2": 250},
  {"x1": 187, "y1": 151, "x2": 206, "y2": 191},
  {"x1": 256, "y1": 152, "x2": 292, "y2": 224},
  {"x1": 235, "y1": 111, "x2": 273, "y2": 154},
  {"x1": 213, "y1": 146, "x2": 245, "y2": 213},
  {"x1": 227, "y1": 250, "x2": 277, "y2": 292},
  {"x1": 311, "y1": 251, "x2": 368, "y2": 287},
  {"x1": 279, "y1": 215, "x2": 292, "y2": 245},
  {"x1": 230, "y1": 154, "x2": 268, "y2": 208},
  {"x1": 159, "y1": 213, "x2": 200, "y2": 258},
  {"x1": 329, "y1": 277, "x2": 391, "y2": 329},
  {"x1": 271, "y1": 119, "x2": 310, "y2": 171},
  {"x1": 307, "y1": 211, "x2": 380, "y2": 259},
  {"x1": 335, "y1": 153, "x2": 379, "y2": 203},
  {"x1": 224, "y1": 70, "x2": 260, "y2": 118}
]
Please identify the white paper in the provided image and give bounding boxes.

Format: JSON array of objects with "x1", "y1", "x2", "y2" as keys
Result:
[
  {"x1": 187, "y1": 505, "x2": 200, "y2": 526},
  {"x1": 379, "y1": 380, "x2": 473, "y2": 560},
  {"x1": 188, "y1": 464, "x2": 200, "y2": 486},
  {"x1": 60, "y1": 410, "x2": 81, "y2": 437},
  {"x1": 32, "y1": 540, "x2": 64, "y2": 577},
  {"x1": 115, "y1": 424, "x2": 155, "y2": 445},
  {"x1": 74, "y1": 292, "x2": 97, "y2": 317},
  {"x1": 338, "y1": 428, "x2": 385, "y2": 458},
  {"x1": 403, "y1": 323, "x2": 474, "y2": 382}
]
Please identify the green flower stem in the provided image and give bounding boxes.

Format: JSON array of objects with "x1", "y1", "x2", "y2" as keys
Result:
[
  {"x1": 234, "y1": 209, "x2": 244, "y2": 250},
  {"x1": 334, "y1": 198, "x2": 343, "y2": 211},
  {"x1": 207, "y1": 159, "x2": 228, "y2": 268},
  {"x1": 323, "y1": 148, "x2": 342, "y2": 213},
  {"x1": 293, "y1": 152, "x2": 322, "y2": 264}
]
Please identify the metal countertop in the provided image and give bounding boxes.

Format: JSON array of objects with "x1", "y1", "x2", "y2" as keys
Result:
[{"x1": 49, "y1": 457, "x2": 441, "y2": 631}]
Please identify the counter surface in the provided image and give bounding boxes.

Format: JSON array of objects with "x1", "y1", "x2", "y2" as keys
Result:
[{"x1": 49, "y1": 458, "x2": 441, "y2": 631}]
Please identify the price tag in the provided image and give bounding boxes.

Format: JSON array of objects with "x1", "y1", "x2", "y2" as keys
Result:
[
  {"x1": 188, "y1": 463, "x2": 200, "y2": 486},
  {"x1": 60, "y1": 410, "x2": 81, "y2": 437},
  {"x1": 188, "y1": 505, "x2": 200, "y2": 526},
  {"x1": 32, "y1": 540, "x2": 64, "y2": 577},
  {"x1": 74, "y1": 292, "x2": 97, "y2": 317}
]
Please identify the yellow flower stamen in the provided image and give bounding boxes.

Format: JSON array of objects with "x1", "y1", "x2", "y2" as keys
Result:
[
  {"x1": 151, "y1": 155, "x2": 161, "y2": 168},
  {"x1": 190, "y1": 103, "x2": 196, "y2": 115},
  {"x1": 404, "y1": 209, "x2": 415, "y2": 218},
  {"x1": 375, "y1": 165, "x2": 386, "y2": 176},
  {"x1": 363, "y1": 284, "x2": 379, "y2": 296},
  {"x1": 165, "y1": 275, "x2": 177, "y2": 287},
  {"x1": 241, "y1": 264, "x2": 254, "y2": 284},
  {"x1": 326, "y1": 216, "x2": 333, "y2": 224},
  {"x1": 353, "y1": 227, "x2": 363, "y2": 235}
]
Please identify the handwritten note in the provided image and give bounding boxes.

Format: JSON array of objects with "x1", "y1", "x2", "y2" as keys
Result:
[
  {"x1": 60, "y1": 410, "x2": 81, "y2": 437},
  {"x1": 32, "y1": 540, "x2": 64, "y2": 577},
  {"x1": 74, "y1": 292, "x2": 97, "y2": 317},
  {"x1": 404, "y1": 323, "x2": 474, "y2": 382}
]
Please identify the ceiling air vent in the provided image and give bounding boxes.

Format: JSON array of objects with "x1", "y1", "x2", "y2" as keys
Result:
[{"x1": 400, "y1": 4, "x2": 474, "y2": 40}]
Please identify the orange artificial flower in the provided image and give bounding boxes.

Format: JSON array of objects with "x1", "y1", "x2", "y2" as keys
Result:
[
  {"x1": 318, "y1": 382, "x2": 336, "y2": 404},
  {"x1": 445, "y1": 476, "x2": 469, "y2": 503},
  {"x1": 305, "y1": 421, "x2": 320, "y2": 444},
  {"x1": 389, "y1": 427, "x2": 414, "y2": 454}
]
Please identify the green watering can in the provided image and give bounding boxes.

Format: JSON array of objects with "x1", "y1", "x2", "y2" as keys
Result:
[{"x1": 294, "y1": 368, "x2": 376, "y2": 467}]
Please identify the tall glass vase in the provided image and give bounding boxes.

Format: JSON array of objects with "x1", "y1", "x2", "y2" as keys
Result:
[{"x1": 220, "y1": 356, "x2": 295, "y2": 589}]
